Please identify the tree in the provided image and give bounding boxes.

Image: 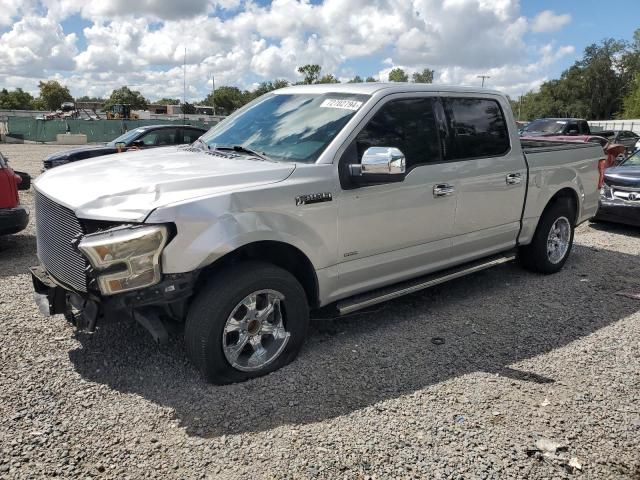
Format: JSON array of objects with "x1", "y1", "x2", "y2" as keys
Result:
[
  {"x1": 317, "y1": 73, "x2": 339, "y2": 84},
  {"x1": 37, "y1": 80, "x2": 73, "y2": 111},
  {"x1": 622, "y1": 74, "x2": 640, "y2": 118},
  {"x1": 181, "y1": 102, "x2": 196, "y2": 114},
  {"x1": 104, "y1": 86, "x2": 148, "y2": 110},
  {"x1": 155, "y1": 98, "x2": 180, "y2": 105},
  {"x1": 202, "y1": 86, "x2": 249, "y2": 116},
  {"x1": 347, "y1": 76, "x2": 363, "y2": 83},
  {"x1": 412, "y1": 68, "x2": 435, "y2": 83},
  {"x1": 365, "y1": 76, "x2": 378, "y2": 82},
  {"x1": 76, "y1": 95, "x2": 104, "y2": 103},
  {"x1": 297, "y1": 64, "x2": 322, "y2": 84},
  {"x1": 251, "y1": 79, "x2": 290, "y2": 98},
  {"x1": 388, "y1": 68, "x2": 409, "y2": 82},
  {"x1": 0, "y1": 88, "x2": 35, "y2": 109}
]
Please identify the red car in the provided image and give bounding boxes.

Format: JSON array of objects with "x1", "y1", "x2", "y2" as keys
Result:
[
  {"x1": 522, "y1": 135, "x2": 625, "y2": 168},
  {"x1": 0, "y1": 152, "x2": 30, "y2": 235}
]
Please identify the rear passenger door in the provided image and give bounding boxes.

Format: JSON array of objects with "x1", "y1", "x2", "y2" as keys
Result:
[{"x1": 441, "y1": 96, "x2": 527, "y2": 263}]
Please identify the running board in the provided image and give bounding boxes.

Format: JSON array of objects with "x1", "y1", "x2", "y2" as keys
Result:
[{"x1": 336, "y1": 251, "x2": 517, "y2": 315}]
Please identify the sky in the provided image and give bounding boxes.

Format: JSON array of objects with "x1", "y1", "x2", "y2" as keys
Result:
[{"x1": 0, "y1": 0, "x2": 638, "y2": 102}]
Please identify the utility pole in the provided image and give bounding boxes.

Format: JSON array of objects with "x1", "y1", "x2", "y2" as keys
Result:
[
  {"x1": 183, "y1": 47, "x2": 186, "y2": 121},
  {"x1": 477, "y1": 75, "x2": 490, "y2": 88},
  {"x1": 211, "y1": 74, "x2": 216, "y2": 116}
]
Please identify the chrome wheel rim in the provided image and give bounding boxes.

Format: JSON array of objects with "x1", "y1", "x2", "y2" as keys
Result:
[
  {"x1": 222, "y1": 289, "x2": 290, "y2": 372},
  {"x1": 546, "y1": 216, "x2": 571, "y2": 264}
]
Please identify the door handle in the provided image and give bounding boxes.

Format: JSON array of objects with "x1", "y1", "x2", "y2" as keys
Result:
[
  {"x1": 433, "y1": 184, "x2": 455, "y2": 197},
  {"x1": 506, "y1": 173, "x2": 522, "y2": 185}
]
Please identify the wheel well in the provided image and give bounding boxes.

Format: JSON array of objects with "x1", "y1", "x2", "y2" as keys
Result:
[
  {"x1": 200, "y1": 241, "x2": 319, "y2": 308},
  {"x1": 545, "y1": 188, "x2": 579, "y2": 224}
]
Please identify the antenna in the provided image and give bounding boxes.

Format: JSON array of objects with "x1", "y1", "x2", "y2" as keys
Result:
[
  {"x1": 477, "y1": 75, "x2": 490, "y2": 88},
  {"x1": 183, "y1": 47, "x2": 186, "y2": 122},
  {"x1": 212, "y1": 73, "x2": 216, "y2": 116}
]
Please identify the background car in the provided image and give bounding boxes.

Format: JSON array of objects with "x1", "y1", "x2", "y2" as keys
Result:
[
  {"x1": 0, "y1": 151, "x2": 30, "y2": 235},
  {"x1": 43, "y1": 124, "x2": 208, "y2": 170},
  {"x1": 598, "y1": 130, "x2": 640, "y2": 154},
  {"x1": 594, "y1": 149, "x2": 640, "y2": 227},
  {"x1": 521, "y1": 134, "x2": 625, "y2": 167}
]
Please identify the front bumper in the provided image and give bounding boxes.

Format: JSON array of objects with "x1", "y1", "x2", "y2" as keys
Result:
[
  {"x1": 594, "y1": 199, "x2": 640, "y2": 227},
  {"x1": 0, "y1": 206, "x2": 29, "y2": 235},
  {"x1": 30, "y1": 264, "x2": 199, "y2": 334}
]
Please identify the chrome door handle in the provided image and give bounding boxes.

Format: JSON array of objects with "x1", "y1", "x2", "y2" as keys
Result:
[
  {"x1": 506, "y1": 173, "x2": 522, "y2": 185},
  {"x1": 433, "y1": 184, "x2": 455, "y2": 197}
]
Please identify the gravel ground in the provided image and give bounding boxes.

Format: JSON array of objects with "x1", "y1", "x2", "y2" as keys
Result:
[{"x1": 0, "y1": 143, "x2": 639, "y2": 479}]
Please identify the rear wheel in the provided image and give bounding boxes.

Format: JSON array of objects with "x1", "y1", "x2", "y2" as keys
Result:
[
  {"x1": 185, "y1": 261, "x2": 309, "y2": 384},
  {"x1": 519, "y1": 200, "x2": 575, "y2": 274}
]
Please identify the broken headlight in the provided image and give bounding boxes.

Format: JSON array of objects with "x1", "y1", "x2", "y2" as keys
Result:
[{"x1": 78, "y1": 225, "x2": 168, "y2": 295}]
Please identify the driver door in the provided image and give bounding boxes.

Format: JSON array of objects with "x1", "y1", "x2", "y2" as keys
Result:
[{"x1": 335, "y1": 96, "x2": 457, "y2": 298}]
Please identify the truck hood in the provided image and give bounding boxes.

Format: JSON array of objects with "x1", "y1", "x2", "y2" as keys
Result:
[
  {"x1": 34, "y1": 147, "x2": 295, "y2": 222},
  {"x1": 46, "y1": 144, "x2": 115, "y2": 160}
]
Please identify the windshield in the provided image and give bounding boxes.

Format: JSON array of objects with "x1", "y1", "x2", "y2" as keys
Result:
[
  {"x1": 523, "y1": 119, "x2": 566, "y2": 134},
  {"x1": 107, "y1": 128, "x2": 146, "y2": 146},
  {"x1": 622, "y1": 150, "x2": 640, "y2": 166},
  {"x1": 200, "y1": 92, "x2": 370, "y2": 163}
]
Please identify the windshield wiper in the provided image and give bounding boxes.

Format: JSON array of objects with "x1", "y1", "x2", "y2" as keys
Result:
[
  {"x1": 216, "y1": 145, "x2": 273, "y2": 162},
  {"x1": 192, "y1": 138, "x2": 210, "y2": 150}
]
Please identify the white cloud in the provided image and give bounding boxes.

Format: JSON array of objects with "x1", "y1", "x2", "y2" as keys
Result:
[
  {"x1": 0, "y1": 0, "x2": 576, "y2": 102},
  {"x1": 531, "y1": 10, "x2": 571, "y2": 33}
]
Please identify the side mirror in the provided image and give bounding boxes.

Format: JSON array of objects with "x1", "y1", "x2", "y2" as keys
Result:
[
  {"x1": 130, "y1": 140, "x2": 145, "y2": 148},
  {"x1": 349, "y1": 147, "x2": 406, "y2": 183},
  {"x1": 15, "y1": 171, "x2": 31, "y2": 191},
  {"x1": 567, "y1": 129, "x2": 578, "y2": 134}
]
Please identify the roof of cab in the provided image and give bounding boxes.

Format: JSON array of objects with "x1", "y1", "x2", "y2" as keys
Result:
[{"x1": 274, "y1": 82, "x2": 503, "y2": 97}]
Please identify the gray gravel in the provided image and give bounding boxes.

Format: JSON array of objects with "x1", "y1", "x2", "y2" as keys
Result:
[{"x1": 1, "y1": 143, "x2": 639, "y2": 479}]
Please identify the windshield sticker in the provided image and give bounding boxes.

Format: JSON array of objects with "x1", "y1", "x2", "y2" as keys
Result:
[{"x1": 320, "y1": 99, "x2": 363, "y2": 111}]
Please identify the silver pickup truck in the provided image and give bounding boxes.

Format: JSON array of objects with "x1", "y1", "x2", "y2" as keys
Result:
[{"x1": 31, "y1": 84, "x2": 604, "y2": 384}]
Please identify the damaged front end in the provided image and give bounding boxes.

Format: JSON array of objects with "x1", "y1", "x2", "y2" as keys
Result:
[{"x1": 31, "y1": 190, "x2": 198, "y2": 342}]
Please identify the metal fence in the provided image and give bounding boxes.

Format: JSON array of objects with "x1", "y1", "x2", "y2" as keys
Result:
[
  {"x1": 5, "y1": 117, "x2": 220, "y2": 143},
  {"x1": 588, "y1": 120, "x2": 640, "y2": 134}
]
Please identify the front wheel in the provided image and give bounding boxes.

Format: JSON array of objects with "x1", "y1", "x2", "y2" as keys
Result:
[
  {"x1": 519, "y1": 201, "x2": 575, "y2": 274},
  {"x1": 185, "y1": 261, "x2": 309, "y2": 384}
]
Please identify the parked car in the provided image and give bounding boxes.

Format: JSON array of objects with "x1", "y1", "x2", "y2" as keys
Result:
[
  {"x1": 594, "y1": 149, "x2": 640, "y2": 227},
  {"x1": 598, "y1": 130, "x2": 640, "y2": 155},
  {"x1": 520, "y1": 118, "x2": 590, "y2": 137},
  {"x1": 31, "y1": 84, "x2": 603, "y2": 384},
  {"x1": 0, "y1": 152, "x2": 30, "y2": 235},
  {"x1": 42, "y1": 125, "x2": 208, "y2": 170},
  {"x1": 523, "y1": 135, "x2": 625, "y2": 167}
]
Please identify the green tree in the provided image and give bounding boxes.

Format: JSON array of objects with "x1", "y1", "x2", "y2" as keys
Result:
[
  {"x1": 0, "y1": 88, "x2": 35, "y2": 109},
  {"x1": 365, "y1": 76, "x2": 378, "y2": 82},
  {"x1": 104, "y1": 86, "x2": 148, "y2": 110},
  {"x1": 76, "y1": 95, "x2": 104, "y2": 103},
  {"x1": 412, "y1": 68, "x2": 435, "y2": 83},
  {"x1": 181, "y1": 102, "x2": 196, "y2": 114},
  {"x1": 297, "y1": 64, "x2": 322, "y2": 84},
  {"x1": 155, "y1": 98, "x2": 180, "y2": 105},
  {"x1": 251, "y1": 79, "x2": 290, "y2": 98},
  {"x1": 388, "y1": 68, "x2": 408, "y2": 82},
  {"x1": 37, "y1": 80, "x2": 73, "y2": 111},
  {"x1": 622, "y1": 74, "x2": 640, "y2": 118},
  {"x1": 317, "y1": 73, "x2": 339, "y2": 84},
  {"x1": 202, "y1": 86, "x2": 249, "y2": 116},
  {"x1": 347, "y1": 75, "x2": 363, "y2": 83}
]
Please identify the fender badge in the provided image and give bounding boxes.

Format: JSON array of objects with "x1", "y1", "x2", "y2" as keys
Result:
[{"x1": 295, "y1": 192, "x2": 332, "y2": 206}]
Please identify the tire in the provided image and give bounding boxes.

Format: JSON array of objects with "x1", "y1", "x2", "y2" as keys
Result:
[
  {"x1": 185, "y1": 261, "x2": 309, "y2": 384},
  {"x1": 519, "y1": 200, "x2": 575, "y2": 274}
]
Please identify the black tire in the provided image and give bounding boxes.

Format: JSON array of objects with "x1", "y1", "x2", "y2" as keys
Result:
[
  {"x1": 185, "y1": 261, "x2": 309, "y2": 384},
  {"x1": 519, "y1": 200, "x2": 575, "y2": 274}
]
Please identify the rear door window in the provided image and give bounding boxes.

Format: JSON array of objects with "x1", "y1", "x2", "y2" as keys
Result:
[
  {"x1": 182, "y1": 129, "x2": 204, "y2": 144},
  {"x1": 442, "y1": 97, "x2": 510, "y2": 159},
  {"x1": 139, "y1": 129, "x2": 178, "y2": 146}
]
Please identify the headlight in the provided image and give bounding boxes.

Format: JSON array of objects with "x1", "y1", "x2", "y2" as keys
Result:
[{"x1": 78, "y1": 225, "x2": 168, "y2": 295}]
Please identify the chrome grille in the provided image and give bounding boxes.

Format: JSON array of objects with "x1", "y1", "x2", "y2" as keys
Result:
[{"x1": 35, "y1": 190, "x2": 87, "y2": 292}]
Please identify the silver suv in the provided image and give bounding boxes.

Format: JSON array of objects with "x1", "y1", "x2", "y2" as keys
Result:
[{"x1": 31, "y1": 84, "x2": 603, "y2": 384}]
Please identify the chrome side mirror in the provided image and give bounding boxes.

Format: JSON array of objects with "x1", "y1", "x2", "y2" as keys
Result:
[{"x1": 349, "y1": 147, "x2": 406, "y2": 183}]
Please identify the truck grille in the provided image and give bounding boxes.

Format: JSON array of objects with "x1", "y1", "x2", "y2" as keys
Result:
[{"x1": 35, "y1": 190, "x2": 88, "y2": 292}]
